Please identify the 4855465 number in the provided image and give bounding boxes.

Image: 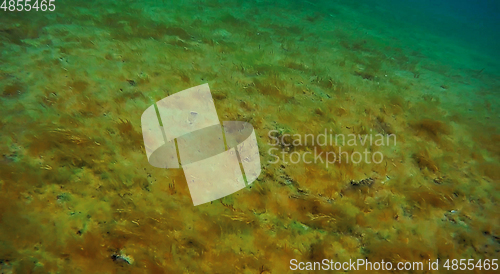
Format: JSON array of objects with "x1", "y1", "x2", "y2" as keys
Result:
[{"x1": 1, "y1": 0, "x2": 55, "y2": 11}]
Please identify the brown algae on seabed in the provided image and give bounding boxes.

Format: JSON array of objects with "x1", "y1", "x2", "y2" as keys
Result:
[{"x1": 0, "y1": 0, "x2": 499, "y2": 273}]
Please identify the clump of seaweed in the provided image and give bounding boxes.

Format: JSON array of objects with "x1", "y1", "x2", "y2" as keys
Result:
[
  {"x1": 374, "y1": 116, "x2": 394, "y2": 135},
  {"x1": 413, "y1": 150, "x2": 439, "y2": 173},
  {"x1": 2, "y1": 82, "x2": 25, "y2": 98},
  {"x1": 68, "y1": 80, "x2": 89, "y2": 94},
  {"x1": 412, "y1": 118, "x2": 451, "y2": 143},
  {"x1": 116, "y1": 119, "x2": 143, "y2": 151},
  {"x1": 350, "y1": 177, "x2": 374, "y2": 187}
]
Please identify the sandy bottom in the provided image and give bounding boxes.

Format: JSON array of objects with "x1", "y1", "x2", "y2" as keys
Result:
[{"x1": 0, "y1": 0, "x2": 499, "y2": 273}]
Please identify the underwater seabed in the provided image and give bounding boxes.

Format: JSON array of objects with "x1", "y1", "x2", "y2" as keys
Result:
[{"x1": 0, "y1": 0, "x2": 499, "y2": 273}]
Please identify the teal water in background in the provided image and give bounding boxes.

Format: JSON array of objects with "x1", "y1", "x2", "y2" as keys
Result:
[
  {"x1": 372, "y1": 0, "x2": 500, "y2": 64},
  {"x1": 297, "y1": 0, "x2": 500, "y2": 72}
]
